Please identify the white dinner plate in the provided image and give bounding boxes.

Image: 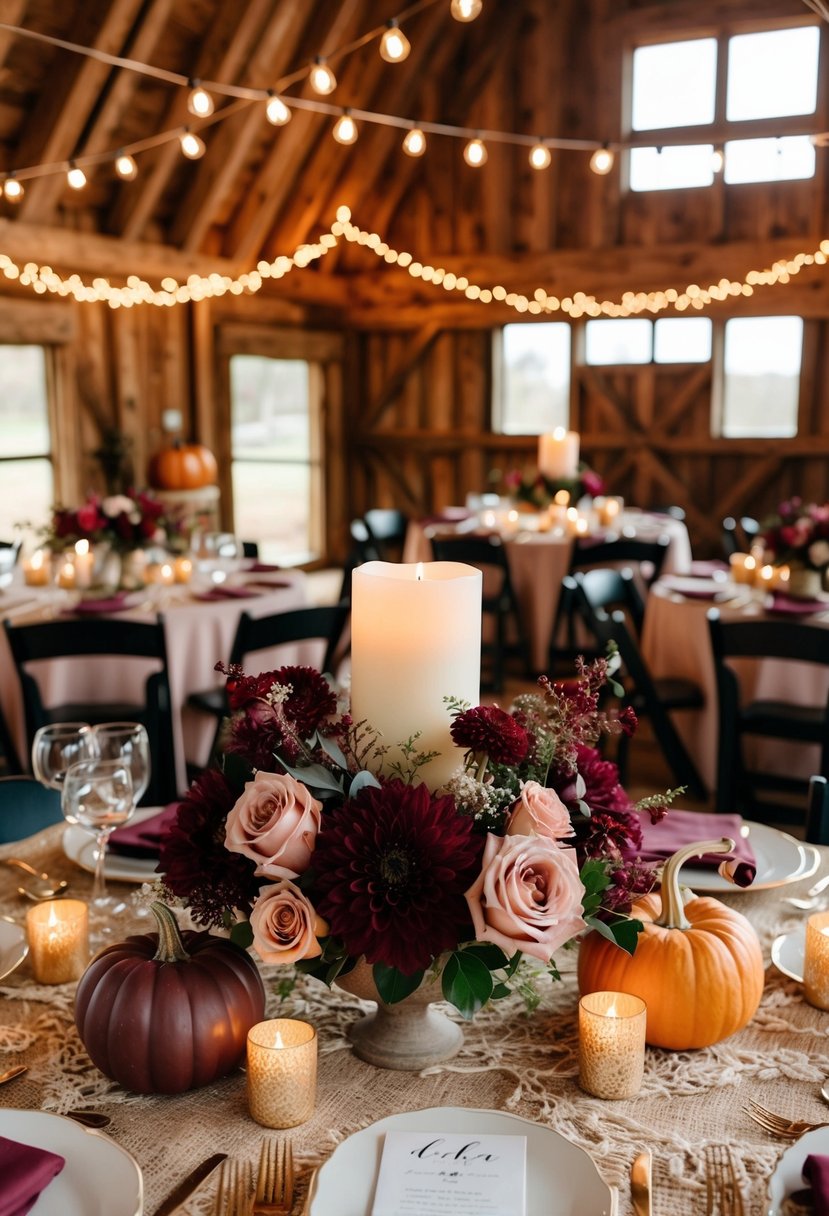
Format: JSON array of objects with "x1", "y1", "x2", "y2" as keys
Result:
[
  {"x1": 0, "y1": 915, "x2": 27, "y2": 979},
  {"x1": 0, "y1": 1108, "x2": 142, "y2": 1215},
  {"x1": 63, "y1": 805, "x2": 164, "y2": 884},
  {"x1": 767, "y1": 1124, "x2": 829, "y2": 1215},
  {"x1": 771, "y1": 929, "x2": 805, "y2": 983},
  {"x1": 682, "y1": 823, "x2": 820, "y2": 893},
  {"x1": 308, "y1": 1106, "x2": 616, "y2": 1216}
]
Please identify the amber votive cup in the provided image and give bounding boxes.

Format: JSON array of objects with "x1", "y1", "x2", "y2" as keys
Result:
[
  {"x1": 578, "y1": 990, "x2": 647, "y2": 1100},
  {"x1": 247, "y1": 1018, "x2": 317, "y2": 1129},
  {"x1": 26, "y1": 899, "x2": 89, "y2": 984},
  {"x1": 804, "y1": 911, "x2": 829, "y2": 1010}
]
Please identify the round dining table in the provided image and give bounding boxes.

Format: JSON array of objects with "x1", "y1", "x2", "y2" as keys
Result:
[{"x1": 0, "y1": 821, "x2": 826, "y2": 1215}]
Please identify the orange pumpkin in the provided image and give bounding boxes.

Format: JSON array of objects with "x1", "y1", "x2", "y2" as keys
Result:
[
  {"x1": 578, "y1": 836, "x2": 764, "y2": 1050},
  {"x1": 148, "y1": 440, "x2": 218, "y2": 490}
]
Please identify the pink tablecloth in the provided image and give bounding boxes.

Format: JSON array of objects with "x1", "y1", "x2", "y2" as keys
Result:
[{"x1": 0, "y1": 573, "x2": 311, "y2": 793}]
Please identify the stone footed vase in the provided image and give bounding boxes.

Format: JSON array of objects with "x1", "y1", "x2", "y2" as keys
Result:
[
  {"x1": 788, "y1": 564, "x2": 823, "y2": 600},
  {"x1": 336, "y1": 959, "x2": 463, "y2": 1071}
]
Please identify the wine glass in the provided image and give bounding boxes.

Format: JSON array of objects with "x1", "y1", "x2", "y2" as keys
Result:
[
  {"x1": 91, "y1": 723, "x2": 150, "y2": 808},
  {"x1": 32, "y1": 722, "x2": 99, "y2": 790},
  {"x1": 191, "y1": 530, "x2": 242, "y2": 584},
  {"x1": 61, "y1": 758, "x2": 134, "y2": 937}
]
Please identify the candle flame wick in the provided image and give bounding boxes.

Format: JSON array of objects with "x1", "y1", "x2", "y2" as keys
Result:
[
  {"x1": 272, "y1": 1030, "x2": 285, "y2": 1048},
  {"x1": 415, "y1": 562, "x2": 424, "y2": 581},
  {"x1": 606, "y1": 1002, "x2": 618, "y2": 1017}
]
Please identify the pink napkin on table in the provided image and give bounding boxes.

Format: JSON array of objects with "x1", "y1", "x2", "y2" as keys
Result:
[
  {"x1": 109, "y1": 803, "x2": 179, "y2": 859},
  {"x1": 248, "y1": 561, "x2": 282, "y2": 573},
  {"x1": 635, "y1": 808, "x2": 757, "y2": 887},
  {"x1": 65, "y1": 591, "x2": 133, "y2": 615},
  {"x1": 767, "y1": 592, "x2": 826, "y2": 616},
  {"x1": 193, "y1": 585, "x2": 263, "y2": 602},
  {"x1": 0, "y1": 1136, "x2": 65, "y2": 1216},
  {"x1": 803, "y1": 1155, "x2": 829, "y2": 1215}
]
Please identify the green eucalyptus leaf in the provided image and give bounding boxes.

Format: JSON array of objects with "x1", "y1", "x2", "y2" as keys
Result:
[
  {"x1": 348, "y1": 769, "x2": 383, "y2": 796},
  {"x1": 279, "y1": 759, "x2": 344, "y2": 794},
  {"x1": 317, "y1": 732, "x2": 348, "y2": 769}
]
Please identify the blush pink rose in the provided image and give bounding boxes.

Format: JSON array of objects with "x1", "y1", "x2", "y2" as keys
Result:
[
  {"x1": 465, "y1": 833, "x2": 586, "y2": 963},
  {"x1": 224, "y1": 770, "x2": 322, "y2": 879},
  {"x1": 250, "y1": 880, "x2": 328, "y2": 965},
  {"x1": 506, "y1": 781, "x2": 574, "y2": 841}
]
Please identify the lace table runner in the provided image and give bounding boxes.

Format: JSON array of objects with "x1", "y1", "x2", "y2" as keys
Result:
[{"x1": 1, "y1": 825, "x2": 827, "y2": 1215}]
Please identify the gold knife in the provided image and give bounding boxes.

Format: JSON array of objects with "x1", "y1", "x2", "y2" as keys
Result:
[
  {"x1": 630, "y1": 1150, "x2": 652, "y2": 1216},
  {"x1": 151, "y1": 1152, "x2": 227, "y2": 1216}
]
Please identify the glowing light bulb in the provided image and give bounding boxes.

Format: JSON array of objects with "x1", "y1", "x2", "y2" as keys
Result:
[
  {"x1": 463, "y1": 137, "x2": 487, "y2": 167},
  {"x1": 265, "y1": 94, "x2": 291, "y2": 126},
  {"x1": 310, "y1": 57, "x2": 337, "y2": 95},
  {"x1": 711, "y1": 146, "x2": 724, "y2": 174},
  {"x1": 3, "y1": 175, "x2": 23, "y2": 202},
  {"x1": 187, "y1": 82, "x2": 214, "y2": 117},
  {"x1": 451, "y1": 0, "x2": 482, "y2": 20},
  {"x1": 380, "y1": 20, "x2": 410, "y2": 62},
  {"x1": 115, "y1": 152, "x2": 138, "y2": 180},
  {"x1": 402, "y1": 127, "x2": 427, "y2": 157},
  {"x1": 333, "y1": 111, "x2": 358, "y2": 145},
  {"x1": 67, "y1": 163, "x2": 87, "y2": 190},
  {"x1": 589, "y1": 145, "x2": 614, "y2": 175},
  {"x1": 529, "y1": 142, "x2": 551, "y2": 170},
  {"x1": 180, "y1": 129, "x2": 206, "y2": 159}
]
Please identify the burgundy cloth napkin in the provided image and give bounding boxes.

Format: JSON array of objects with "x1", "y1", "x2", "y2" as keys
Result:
[
  {"x1": 768, "y1": 592, "x2": 826, "y2": 616},
  {"x1": 248, "y1": 561, "x2": 282, "y2": 573},
  {"x1": 635, "y1": 808, "x2": 757, "y2": 887},
  {"x1": 0, "y1": 1136, "x2": 65, "y2": 1216},
  {"x1": 65, "y1": 591, "x2": 132, "y2": 615},
  {"x1": 689, "y1": 559, "x2": 730, "y2": 577},
  {"x1": 803, "y1": 1155, "x2": 829, "y2": 1215},
  {"x1": 110, "y1": 803, "x2": 179, "y2": 858},
  {"x1": 193, "y1": 585, "x2": 263, "y2": 601},
  {"x1": 660, "y1": 575, "x2": 725, "y2": 600}
]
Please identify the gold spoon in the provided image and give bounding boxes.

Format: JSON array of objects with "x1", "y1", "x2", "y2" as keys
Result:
[{"x1": 0, "y1": 1064, "x2": 27, "y2": 1086}]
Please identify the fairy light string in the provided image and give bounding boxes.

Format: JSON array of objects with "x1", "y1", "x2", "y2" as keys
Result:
[{"x1": 1, "y1": 205, "x2": 826, "y2": 316}]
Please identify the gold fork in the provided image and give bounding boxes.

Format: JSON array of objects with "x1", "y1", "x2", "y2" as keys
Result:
[
  {"x1": 253, "y1": 1139, "x2": 294, "y2": 1216},
  {"x1": 211, "y1": 1159, "x2": 253, "y2": 1216},
  {"x1": 704, "y1": 1144, "x2": 744, "y2": 1216},
  {"x1": 744, "y1": 1098, "x2": 829, "y2": 1139}
]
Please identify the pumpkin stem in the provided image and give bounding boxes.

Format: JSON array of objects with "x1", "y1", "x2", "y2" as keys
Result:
[
  {"x1": 653, "y1": 837, "x2": 736, "y2": 930},
  {"x1": 150, "y1": 902, "x2": 191, "y2": 963}
]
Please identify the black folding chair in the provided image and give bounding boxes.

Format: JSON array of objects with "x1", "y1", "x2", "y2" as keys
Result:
[
  {"x1": 806, "y1": 775, "x2": 829, "y2": 846},
  {"x1": 0, "y1": 776, "x2": 62, "y2": 843},
  {"x1": 363, "y1": 508, "x2": 408, "y2": 562}
]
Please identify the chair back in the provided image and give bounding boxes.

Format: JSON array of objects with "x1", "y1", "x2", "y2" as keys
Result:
[
  {"x1": 570, "y1": 535, "x2": 670, "y2": 586},
  {"x1": 230, "y1": 604, "x2": 351, "y2": 679},
  {"x1": 806, "y1": 775, "x2": 829, "y2": 845},
  {"x1": 0, "y1": 776, "x2": 62, "y2": 843},
  {"x1": 722, "y1": 516, "x2": 759, "y2": 558},
  {"x1": 363, "y1": 508, "x2": 408, "y2": 559},
  {"x1": 3, "y1": 615, "x2": 176, "y2": 803},
  {"x1": 241, "y1": 541, "x2": 259, "y2": 559},
  {"x1": 429, "y1": 533, "x2": 512, "y2": 597},
  {"x1": 566, "y1": 568, "x2": 646, "y2": 637}
]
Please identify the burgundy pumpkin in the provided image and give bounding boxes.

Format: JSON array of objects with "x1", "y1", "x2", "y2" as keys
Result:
[{"x1": 74, "y1": 903, "x2": 265, "y2": 1094}]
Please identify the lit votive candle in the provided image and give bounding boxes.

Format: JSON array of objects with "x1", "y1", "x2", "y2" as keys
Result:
[
  {"x1": 146, "y1": 561, "x2": 175, "y2": 587},
  {"x1": 565, "y1": 507, "x2": 580, "y2": 536},
  {"x1": 554, "y1": 489, "x2": 571, "y2": 508},
  {"x1": 578, "y1": 990, "x2": 647, "y2": 1100},
  {"x1": 247, "y1": 1019, "x2": 317, "y2": 1128},
  {"x1": 729, "y1": 553, "x2": 755, "y2": 586},
  {"x1": 173, "y1": 556, "x2": 193, "y2": 584},
  {"x1": 26, "y1": 899, "x2": 89, "y2": 984},
  {"x1": 73, "y1": 539, "x2": 94, "y2": 589},
  {"x1": 599, "y1": 496, "x2": 624, "y2": 527},
  {"x1": 804, "y1": 911, "x2": 829, "y2": 1010},
  {"x1": 575, "y1": 517, "x2": 589, "y2": 537},
  {"x1": 23, "y1": 549, "x2": 50, "y2": 586},
  {"x1": 56, "y1": 558, "x2": 76, "y2": 590}
]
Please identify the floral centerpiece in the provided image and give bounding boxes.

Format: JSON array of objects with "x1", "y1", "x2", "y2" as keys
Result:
[
  {"x1": 762, "y1": 498, "x2": 829, "y2": 597},
  {"x1": 505, "y1": 464, "x2": 605, "y2": 510},
  {"x1": 44, "y1": 490, "x2": 179, "y2": 553},
  {"x1": 159, "y1": 654, "x2": 674, "y2": 1039}
]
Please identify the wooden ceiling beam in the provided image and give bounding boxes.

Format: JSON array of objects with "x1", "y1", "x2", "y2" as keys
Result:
[{"x1": 0, "y1": 0, "x2": 30, "y2": 76}]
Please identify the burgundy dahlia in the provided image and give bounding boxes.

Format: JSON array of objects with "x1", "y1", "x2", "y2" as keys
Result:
[
  {"x1": 553, "y1": 745, "x2": 642, "y2": 861},
  {"x1": 450, "y1": 705, "x2": 530, "y2": 766},
  {"x1": 225, "y1": 699, "x2": 287, "y2": 772},
  {"x1": 313, "y1": 778, "x2": 484, "y2": 975}
]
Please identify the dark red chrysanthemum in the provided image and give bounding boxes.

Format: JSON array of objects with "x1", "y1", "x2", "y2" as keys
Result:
[
  {"x1": 225, "y1": 700, "x2": 287, "y2": 772},
  {"x1": 313, "y1": 778, "x2": 484, "y2": 975},
  {"x1": 221, "y1": 664, "x2": 339, "y2": 771},
  {"x1": 450, "y1": 705, "x2": 530, "y2": 766},
  {"x1": 277, "y1": 666, "x2": 338, "y2": 736},
  {"x1": 158, "y1": 769, "x2": 259, "y2": 926},
  {"x1": 553, "y1": 745, "x2": 641, "y2": 861}
]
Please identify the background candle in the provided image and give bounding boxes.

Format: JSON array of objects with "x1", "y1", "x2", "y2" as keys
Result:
[
  {"x1": 804, "y1": 911, "x2": 829, "y2": 1010},
  {"x1": 729, "y1": 553, "x2": 755, "y2": 586},
  {"x1": 57, "y1": 558, "x2": 76, "y2": 590},
  {"x1": 578, "y1": 990, "x2": 647, "y2": 1099},
  {"x1": 26, "y1": 899, "x2": 88, "y2": 984},
  {"x1": 173, "y1": 556, "x2": 193, "y2": 584},
  {"x1": 538, "y1": 427, "x2": 579, "y2": 480},
  {"x1": 351, "y1": 561, "x2": 482, "y2": 789},
  {"x1": 74, "y1": 539, "x2": 94, "y2": 589},
  {"x1": 247, "y1": 1018, "x2": 317, "y2": 1128},
  {"x1": 23, "y1": 550, "x2": 50, "y2": 586}
]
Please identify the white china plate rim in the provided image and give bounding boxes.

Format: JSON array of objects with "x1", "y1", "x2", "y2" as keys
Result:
[
  {"x1": 683, "y1": 823, "x2": 819, "y2": 892},
  {"x1": 308, "y1": 1105, "x2": 615, "y2": 1216},
  {"x1": 0, "y1": 1108, "x2": 142, "y2": 1216},
  {"x1": 768, "y1": 1125, "x2": 829, "y2": 1214},
  {"x1": 771, "y1": 928, "x2": 805, "y2": 983},
  {"x1": 0, "y1": 915, "x2": 28, "y2": 980},
  {"x1": 62, "y1": 804, "x2": 163, "y2": 884}
]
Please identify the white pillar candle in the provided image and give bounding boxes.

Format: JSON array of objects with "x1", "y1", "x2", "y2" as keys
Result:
[
  {"x1": 351, "y1": 561, "x2": 482, "y2": 789},
  {"x1": 73, "y1": 539, "x2": 94, "y2": 589},
  {"x1": 538, "y1": 427, "x2": 579, "y2": 480}
]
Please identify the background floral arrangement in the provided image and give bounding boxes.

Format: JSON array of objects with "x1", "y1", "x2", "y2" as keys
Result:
[
  {"x1": 505, "y1": 464, "x2": 605, "y2": 510},
  {"x1": 761, "y1": 498, "x2": 829, "y2": 572},
  {"x1": 160, "y1": 657, "x2": 672, "y2": 1019},
  {"x1": 44, "y1": 490, "x2": 180, "y2": 552}
]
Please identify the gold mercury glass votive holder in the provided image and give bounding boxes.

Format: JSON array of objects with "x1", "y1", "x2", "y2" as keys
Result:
[
  {"x1": 804, "y1": 911, "x2": 829, "y2": 1010},
  {"x1": 578, "y1": 990, "x2": 647, "y2": 1100},
  {"x1": 26, "y1": 899, "x2": 89, "y2": 984},
  {"x1": 247, "y1": 1018, "x2": 317, "y2": 1129}
]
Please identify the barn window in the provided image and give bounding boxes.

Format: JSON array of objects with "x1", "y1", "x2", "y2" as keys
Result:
[
  {"x1": 0, "y1": 346, "x2": 54, "y2": 545},
  {"x1": 653, "y1": 317, "x2": 712, "y2": 363},
  {"x1": 718, "y1": 316, "x2": 803, "y2": 438},
  {"x1": 584, "y1": 319, "x2": 652, "y2": 365},
  {"x1": 496, "y1": 323, "x2": 571, "y2": 433}
]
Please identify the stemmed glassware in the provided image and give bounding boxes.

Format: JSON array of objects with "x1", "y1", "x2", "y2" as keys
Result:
[
  {"x1": 191, "y1": 530, "x2": 243, "y2": 584},
  {"x1": 61, "y1": 758, "x2": 134, "y2": 939},
  {"x1": 91, "y1": 723, "x2": 151, "y2": 809},
  {"x1": 31, "y1": 722, "x2": 99, "y2": 790}
]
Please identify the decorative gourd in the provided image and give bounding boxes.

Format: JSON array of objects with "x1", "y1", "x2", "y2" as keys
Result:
[
  {"x1": 74, "y1": 903, "x2": 265, "y2": 1094},
  {"x1": 577, "y1": 837, "x2": 764, "y2": 1050},
  {"x1": 148, "y1": 440, "x2": 218, "y2": 490}
]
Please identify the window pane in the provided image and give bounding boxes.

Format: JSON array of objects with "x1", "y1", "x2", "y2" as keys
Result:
[
  {"x1": 0, "y1": 346, "x2": 50, "y2": 456},
  {"x1": 0, "y1": 457, "x2": 53, "y2": 542},
  {"x1": 231, "y1": 462, "x2": 316, "y2": 565},
  {"x1": 230, "y1": 355, "x2": 310, "y2": 460},
  {"x1": 631, "y1": 39, "x2": 717, "y2": 130},
  {"x1": 499, "y1": 323, "x2": 571, "y2": 434},
  {"x1": 722, "y1": 316, "x2": 802, "y2": 438},
  {"x1": 630, "y1": 144, "x2": 715, "y2": 192},
  {"x1": 727, "y1": 27, "x2": 820, "y2": 121},
  {"x1": 585, "y1": 319, "x2": 653, "y2": 365},
  {"x1": 653, "y1": 317, "x2": 712, "y2": 363},
  {"x1": 724, "y1": 135, "x2": 815, "y2": 184}
]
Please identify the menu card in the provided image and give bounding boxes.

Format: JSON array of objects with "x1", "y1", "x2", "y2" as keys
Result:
[{"x1": 371, "y1": 1130, "x2": 526, "y2": 1216}]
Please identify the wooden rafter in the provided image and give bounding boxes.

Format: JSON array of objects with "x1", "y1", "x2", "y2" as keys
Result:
[
  {"x1": 360, "y1": 320, "x2": 442, "y2": 431},
  {"x1": 581, "y1": 366, "x2": 638, "y2": 433},
  {"x1": 652, "y1": 364, "x2": 712, "y2": 434},
  {"x1": 0, "y1": 0, "x2": 29, "y2": 75}
]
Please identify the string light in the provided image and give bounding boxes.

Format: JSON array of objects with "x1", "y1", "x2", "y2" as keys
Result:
[
  {"x1": 464, "y1": 136, "x2": 487, "y2": 166},
  {"x1": 402, "y1": 126, "x2": 427, "y2": 156},
  {"x1": 589, "y1": 145, "x2": 614, "y2": 175},
  {"x1": 66, "y1": 162, "x2": 87, "y2": 190},
  {"x1": 3, "y1": 174, "x2": 23, "y2": 202},
  {"x1": 309, "y1": 56, "x2": 337, "y2": 95},
  {"x1": 333, "y1": 110, "x2": 358, "y2": 145},
  {"x1": 179, "y1": 129, "x2": 206, "y2": 159},
  {"x1": 114, "y1": 152, "x2": 138, "y2": 180},
  {"x1": 187, "y1": 81, "x2": 214, "y2": 117},
  {"x1": 265, "y1": 94, "x2": 291, "y2": 126},
  {"x1": 450, "y1": 0, "x2": 482, "y2": 20},
  {"x1": 529, "y1": 142, "x2": 551, "y2": 170},
  {"x1": 379, "y1": 19, "x2": 411, "y2": 62}
]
